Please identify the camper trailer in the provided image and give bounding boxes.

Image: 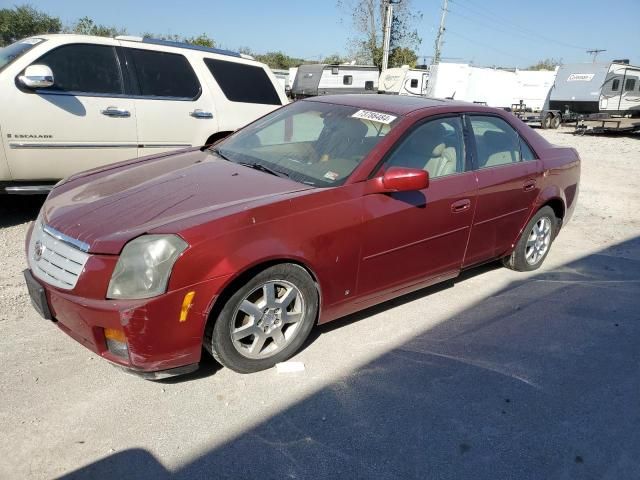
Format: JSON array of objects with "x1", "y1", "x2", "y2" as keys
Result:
[
  {"x1": 513, "y1": 69, "x2": 557, "y2": 112},
  {"x1": 271, "y1": 68, "x2": 289, "y2": 96},
  {"x1": 549, "y1": 61, "x2": 640, "y2": 115},
  {"x1": 378, "y1": 65, "x2": 429, "y2": 96},
  {"x1": 514, "y1": 61, "x2": 640, "y2": 131},
  {"x1": 291, "y1": 64, "x2": 378, "y2": 99},
  {"x1": 426, "y1": 63, "x2": 557, "y2": 111},
  {"x1": 427, "y1": 63, "x2": 516, "y2": 107}
]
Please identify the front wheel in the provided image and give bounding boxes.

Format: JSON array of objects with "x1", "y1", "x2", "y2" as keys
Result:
[
  {"x1": 204, "y1": 264, "x2": 318, "y2": 373},
  {"x1": 503, "y1": 206, "x2": 558, "y2": 272}
]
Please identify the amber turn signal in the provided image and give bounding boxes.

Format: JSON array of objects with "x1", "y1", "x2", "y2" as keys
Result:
[
  {"x1": 104, "y1": 327, "x2": 126, "y2": 343},
  {"x1": 179, "y1": 291, "x2": 196, "y2": 322}
]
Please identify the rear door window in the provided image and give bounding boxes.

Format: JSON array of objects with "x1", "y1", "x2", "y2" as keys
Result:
[
  {"x1": 128, "y1": 49, "x2": 200, "y2": 99},
  {"x1": 204, "y1": 58, "x2": 281, "y2": 105},
  {"x1": 34, "y1": 44, "x2": 123, "y2": 95},
  {"x1": 470, "y1": 116, "x2": 522, "y2": 168}
]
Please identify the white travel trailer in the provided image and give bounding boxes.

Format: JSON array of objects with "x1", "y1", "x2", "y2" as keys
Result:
[
  {"x1": 513, "y1": 68, "x2": 557, "y2": 112},
  {"x1": 427, "y1": 63, "x2": 516, "y2": 108},
  {"x1": 426, "y1": 63, "x2": 557, "y2": 111},
  {"x1": 291, "y1": 64, "x2": 378, "y2": 98},
  {"x1": 271, "y1": 68, "x2": 289, "y2": 96},
  {"x1": 378, "y1": 65, "x2": 429, "y2": 96}
]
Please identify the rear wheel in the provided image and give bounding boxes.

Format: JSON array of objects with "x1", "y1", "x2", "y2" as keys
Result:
[
  {"x1": 204, "y1": 264, "x2": 318, "y2": 373},
  {"x1": 503, "y1": 206, "x2": 557, "y2": 272},
  {"x1": 541, "y1": 113, "x2": 552, "y2": 129},
  {"x1": 550, "y1": 114, "x2": 561, "y2": 129}
]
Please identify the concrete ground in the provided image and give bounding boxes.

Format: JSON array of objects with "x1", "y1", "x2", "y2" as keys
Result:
[{"x1": 0, "y1": 128, "x2": 638, "y2": 479}]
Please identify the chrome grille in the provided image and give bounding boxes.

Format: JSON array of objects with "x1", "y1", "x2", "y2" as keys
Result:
[{"x1": 28, "y1": 220, "x2": 89, "y2": 290}]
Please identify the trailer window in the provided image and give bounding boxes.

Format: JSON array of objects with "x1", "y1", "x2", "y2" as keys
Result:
[
  {"x1": 410, "y1": 79, "x2": 418, "y2": 88},
  {"x1": 611, "y1": 79, "x2": 620, "y2": 91},
  {"x1": 365, "y1": 80, "x2": 374, "y2": 90},
  {"x1": 331, "y1": 67, "x2": 339, "y2": 75},
  {"x1": 624, "y1": 78, "x2": 636, "y2": 91},
  {"x1": 343, "y1": 75, "x2": 353, "y2": 85}
]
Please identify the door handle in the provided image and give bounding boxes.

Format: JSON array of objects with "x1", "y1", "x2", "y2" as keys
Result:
[
  {"x1": 190, "y1": 109, "x2": 214, "y2": 119},
  {"x1": 101, "y1": 106, "x2": 130, "y2": 118},
  {"x1": 451, "y1": 199, "x2": 471, "y2": 213},
  {"x1": 523, "y1": 180, "x2": 537, "y2": 192}
]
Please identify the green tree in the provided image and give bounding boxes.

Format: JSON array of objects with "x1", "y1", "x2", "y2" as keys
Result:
[
  {"x1": 252, "y1": 51, "x2": 305, "y2": 69},
  {"x1": 68, "y1": 16, "x2": 126, "y2": 37},
  {"x1": 337, "y1": 0, "x2": 421, "y2": 67},
  {"x1": 0, "y1": 5, "x2": 61, "y2": 46},
  {"x1": 528, "y1": 58, "x2": 561, "y2": 71},
  {"x1": 184, "y1": 33, "x2": 215, "y2": 48},
  {"x1": 323, "y1": 53, "x2": 347, "y2": 64}
]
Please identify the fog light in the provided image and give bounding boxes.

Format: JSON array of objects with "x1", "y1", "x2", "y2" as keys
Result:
[{"x1": 104, "y1": 328, "x2": 128, "y2": 358}]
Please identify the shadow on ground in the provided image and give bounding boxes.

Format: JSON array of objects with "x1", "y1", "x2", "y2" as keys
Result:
[
  {"x1": 61, "y1": 237, "x2": 640, "y2": 480},
  {"x1": 0, "y1": 195, "x2": 45, "y2": 228}
]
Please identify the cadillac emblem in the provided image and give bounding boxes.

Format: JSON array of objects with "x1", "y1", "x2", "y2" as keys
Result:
[{"x1": 34, "y1": 240, "x2": 44, "y2": 261}]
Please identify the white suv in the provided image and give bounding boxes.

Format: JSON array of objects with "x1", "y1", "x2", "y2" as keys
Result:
[{"x1": 0, "y1": 34, "x2": 287, "y2": 194}]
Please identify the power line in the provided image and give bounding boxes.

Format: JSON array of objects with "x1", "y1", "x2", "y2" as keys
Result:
[
  {"x1": 587, "y1": 49, "x2": 606, "y2": 62},
  {"x1": 450, "y1": 0, "x2": 589, "y2": 51},
  {"x1": 446, "y1": 29, "x2": 531, "y2": 64}
]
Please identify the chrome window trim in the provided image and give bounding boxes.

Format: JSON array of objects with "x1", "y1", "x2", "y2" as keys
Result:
[
  {"x1": 30, "y1": 90, "x2": 199, "y2": 101},
  {"x1": 42, "y1": 224, "x2": 90, "y2": 252},
  {"x1": 10, "y1": 142, "x2": 190, "y2": 149}
]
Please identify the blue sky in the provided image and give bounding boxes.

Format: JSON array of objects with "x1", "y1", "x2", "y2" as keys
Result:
[{"x1": 3, "y1": 0, "x2": 638, "y2": 67}]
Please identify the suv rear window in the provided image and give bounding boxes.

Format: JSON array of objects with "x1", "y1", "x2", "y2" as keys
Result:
[
  {"x1": 128, "y1": 49, "x2": 200, "y2": 99},
  {"x1": 204, "y1": 58, "x2": 281, "y2": 105},
  {"x1": 34, "y1": 44, "x2": 123, "y2": 95}
]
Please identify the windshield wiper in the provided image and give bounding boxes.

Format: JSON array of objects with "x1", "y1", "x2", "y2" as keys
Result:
[
  {"x1": 238, "y1": 162, "x2": 290, "y2": 179},
  {"x1": 209, "y1": 147, "x2": 230, "y2": 161}
]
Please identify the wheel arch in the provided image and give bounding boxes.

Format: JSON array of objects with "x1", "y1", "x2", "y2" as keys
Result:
[{"x1": 202, "y1": 257, "x2": 322, "y2": 335}]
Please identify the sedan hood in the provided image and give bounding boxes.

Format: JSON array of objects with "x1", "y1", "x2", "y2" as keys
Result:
[{"x1": 43, "y1": 149, "x2": 313, "y2": 254}]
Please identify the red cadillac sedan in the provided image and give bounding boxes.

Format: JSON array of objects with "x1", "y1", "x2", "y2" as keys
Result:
[{"x1": 24, "y1": 95, "x2": 580, "y2": 378}]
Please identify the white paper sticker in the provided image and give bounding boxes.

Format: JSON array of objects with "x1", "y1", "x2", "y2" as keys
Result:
[{"x1": 352, "y1": 109, "x2": 397, "y2": 124}]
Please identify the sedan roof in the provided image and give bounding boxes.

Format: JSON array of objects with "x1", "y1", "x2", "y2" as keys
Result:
[{"x1": 304, "y1": 94, "x2": 471, "y2": 116}]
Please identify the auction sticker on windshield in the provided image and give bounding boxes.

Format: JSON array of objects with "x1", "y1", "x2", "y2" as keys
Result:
[{"x1": 352, "y1": 110, "x2": 397, "y2": 124}]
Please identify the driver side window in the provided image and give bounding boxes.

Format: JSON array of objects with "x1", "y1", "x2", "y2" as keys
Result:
[{"x1": 383, "y1": 116, "x2": 466, "y2": 179}]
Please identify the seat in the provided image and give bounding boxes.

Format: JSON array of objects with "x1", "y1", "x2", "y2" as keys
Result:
[
  {"x1": 424, "y1": 143, "x2": 457, "y2": 177},
  {"x1": 316, "y1": 117, "x2": 369, "y2": 162},
  {"x1": 480, "y1": 130, "x2": 520, "y2": 167}
]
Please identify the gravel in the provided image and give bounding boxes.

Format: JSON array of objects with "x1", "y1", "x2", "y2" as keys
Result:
[{"x1": 0, "y1": 127, "x2": 639, "y2": 479}]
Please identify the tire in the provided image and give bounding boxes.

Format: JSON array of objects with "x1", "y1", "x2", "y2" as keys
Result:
[
  {"x1": 550, "y1": 115, "x2": 561, "y2": 129},
  {"x1": 541, "y1": 113, "x2": 552, "y2": 129},
  {"x1": 204, "y1": 264, "x2": 319, "y2": 373},
  {"x1": 503, "y1": 206, "x2": 558, "y2": 272}
]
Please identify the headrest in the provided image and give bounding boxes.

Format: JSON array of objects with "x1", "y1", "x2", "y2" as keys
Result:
[{"x1": 432, "y1": 143, "x2": 446, "y2": 156}]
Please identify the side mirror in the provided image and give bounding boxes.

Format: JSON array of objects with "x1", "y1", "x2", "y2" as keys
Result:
[
  {"x1": 366, "y1": 167, "x2": 429, "y2": 194},
  {"x1": 18, "y1": 64, "x2": 54, "y2": 89}
]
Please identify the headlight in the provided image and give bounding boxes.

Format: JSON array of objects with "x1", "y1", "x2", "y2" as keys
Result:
[{"x1": 107, "y1": 235, "x2": 188, "y2": 300}]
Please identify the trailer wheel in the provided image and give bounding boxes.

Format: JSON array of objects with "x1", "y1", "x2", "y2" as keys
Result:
[
  {"x1": 541, "y1": 113, "x2": 552, "y2": 129},
  {"x1": 550, "y1": 115, "x2": 561, "y2": 129}
]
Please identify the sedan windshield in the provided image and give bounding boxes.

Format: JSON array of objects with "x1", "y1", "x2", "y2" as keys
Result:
[
  {"x1": 0, "y1": 38, "x2": 43, "y2": 72},
  {"x1": 215, "y1": 100, "x2": 399, "y2": 187}
]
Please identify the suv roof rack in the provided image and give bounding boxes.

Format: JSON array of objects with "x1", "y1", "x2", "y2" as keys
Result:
[{"x1": 141, "y1": 37, "x2": 242, "y2": 58}]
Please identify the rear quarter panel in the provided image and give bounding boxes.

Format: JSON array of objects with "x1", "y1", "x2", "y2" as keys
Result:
[{"x1": 536, "y1": 146, "x2": 581, "y2": 224}]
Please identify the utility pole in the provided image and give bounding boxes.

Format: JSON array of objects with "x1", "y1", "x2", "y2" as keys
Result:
[
  {"x1": 587, "y1": 49, "x2": 606, "y2": 63},
  {"x1": 381, "y1": 0, "x2": 395, "y2": 71},
  {"x1": 433, "y1": 0, "x2": 449, "y2": 65}
]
